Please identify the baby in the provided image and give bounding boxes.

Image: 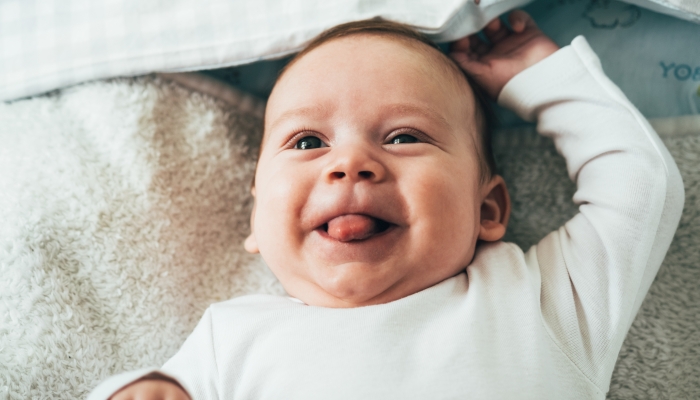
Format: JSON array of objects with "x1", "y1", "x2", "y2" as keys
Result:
[{"x1": 91, "y1": 10, "x2": 683, "y2": 400}]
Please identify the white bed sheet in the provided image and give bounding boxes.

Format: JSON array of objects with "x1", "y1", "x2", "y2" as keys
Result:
[{"x1": 1, "y1": 0, "x2": 698, "y2": 103}]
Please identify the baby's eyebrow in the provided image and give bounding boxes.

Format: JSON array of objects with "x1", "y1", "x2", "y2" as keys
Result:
[
  {"x1": 267, "y1": 102, "x2": 452, "y2": 133},
  {"x1": 268, "y1": 104, "x2": 332, "y2": 132},
  {"x1": 380, "y1": 103, "x2": 452, "y2": 131}
]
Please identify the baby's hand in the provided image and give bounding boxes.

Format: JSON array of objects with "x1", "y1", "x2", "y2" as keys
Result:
[
  {"x1": 450, "y1": 10, "x2": 559, "y2": 99},
  {"x1": 109, "y1": 376, "x2": 190, "y2": 400}
]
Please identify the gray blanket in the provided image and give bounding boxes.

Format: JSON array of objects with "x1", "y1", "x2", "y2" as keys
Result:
[{"x1": 495, "y1": 119, "x2": 700, "y2": 399}]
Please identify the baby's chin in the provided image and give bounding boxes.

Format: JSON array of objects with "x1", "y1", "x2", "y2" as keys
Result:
[{"x1": 283, "y1": 260, "x2": 434, "y2": 308}]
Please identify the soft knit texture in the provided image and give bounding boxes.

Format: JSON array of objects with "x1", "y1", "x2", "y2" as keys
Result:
[
  {"x1": 87, "y1": 37, "x2": 684, "y2": 399},
  {"x1": 0, "y1": 75, "x2": 285, "y2": 399},
  {"x1": 1, "y1": 47, "x2": 698, "y2": 400}
]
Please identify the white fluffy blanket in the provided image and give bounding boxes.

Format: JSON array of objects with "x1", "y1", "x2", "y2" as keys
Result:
[{"x1": 0, "y1": 75, "x2": 697, "y2": 399}]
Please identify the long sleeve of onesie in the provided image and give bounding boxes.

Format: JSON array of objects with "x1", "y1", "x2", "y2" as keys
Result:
[
  {"x1": 88, "y1": 36, "x2": 684, "y2": 400},
  {"x1": 87, "y1": 309, "x2": 219, "y2": 400},
  {"x1": 497, "y1": 36, "x2": 684, "y2": 391}
]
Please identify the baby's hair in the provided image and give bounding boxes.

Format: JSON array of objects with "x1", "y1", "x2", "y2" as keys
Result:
[{"x1": 258, "y1": 19, "x2": 498, "y2": 186}]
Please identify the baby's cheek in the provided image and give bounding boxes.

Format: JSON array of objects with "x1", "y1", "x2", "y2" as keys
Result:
[
  {"x1": 422, "y1": 176, "x2": 480, "y2": 262},
  {"x1": 254, "y1": 174, "x2": 306, "y2": 250}
]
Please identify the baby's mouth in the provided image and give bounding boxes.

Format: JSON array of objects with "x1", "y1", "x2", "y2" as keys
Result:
[{"x1": 320, "y1": 214, "x2": 392, "y2": 242}]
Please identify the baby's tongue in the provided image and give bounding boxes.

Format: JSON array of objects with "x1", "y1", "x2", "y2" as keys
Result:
[{"x1": 326, "y1": 214, "x2": 379, "y2": 242}]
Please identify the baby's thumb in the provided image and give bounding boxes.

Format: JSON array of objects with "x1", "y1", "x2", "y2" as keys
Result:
[
  {"x1": 449, "y1": 51, "x2": 488, "y2": 77},
  {"x1": 449, "y1": 52, "x2": 500, "y2": 99},
  {"x1": 450, "y1": 36, "x2": 472, "y2": 52},
  {"x1": 508, "y1": 10, "x2": 536, "y2": 33}
]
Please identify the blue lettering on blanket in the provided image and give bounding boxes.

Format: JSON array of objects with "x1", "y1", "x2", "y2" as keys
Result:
[{"x1": 659, "y1": 62, "x2": 700, "y2": 81}]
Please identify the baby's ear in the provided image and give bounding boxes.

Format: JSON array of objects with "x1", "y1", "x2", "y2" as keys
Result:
[
  {"x1": 478, "y1": 175, "x2": 511, "y2": 242},
  {"x1": 244, "y1": 187, "x2": 260, "y2": 254},
  {"x1": 244, "y1": 234, "x2": 259, "y2": 254}
]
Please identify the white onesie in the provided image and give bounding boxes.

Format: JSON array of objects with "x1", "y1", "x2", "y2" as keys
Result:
[{"x1": 89, "y1": 36, "x2": 684, "y2": 400}]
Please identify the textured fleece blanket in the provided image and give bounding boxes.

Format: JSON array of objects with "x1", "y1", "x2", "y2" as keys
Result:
[{"x1": 0, "y1": 75, "x2": 697, "y2": 399}]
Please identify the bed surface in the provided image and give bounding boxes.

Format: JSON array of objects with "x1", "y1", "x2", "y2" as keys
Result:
[
  {"x1": 0, "y1": 73, "x2": 698, "y2": 399},
  {"x1": 1, "y1": 0, "x2": 699, "y2": 398}
]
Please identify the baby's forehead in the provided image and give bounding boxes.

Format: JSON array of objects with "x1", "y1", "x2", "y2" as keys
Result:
[
  {"x1": 286, "y1": 33, "x2": 468, "y2": 93},
  {"x1": 265, "y1": 34, "x2": 475, "y2": 127}
]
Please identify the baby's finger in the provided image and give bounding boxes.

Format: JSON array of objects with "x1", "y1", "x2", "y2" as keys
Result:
[
  {"x1": 449, "y1": 51, "x2": 489, "y2": 77},
  {"x1": 508, "y1": 10, "x2": 536, "y2": 33},
  {"x1": 482, "y1": 17, "x2": 509, "y2": 44},
  {"x1": 450, "y1": 35, "x2": 472, "y2": 52},
  {"x1": 470, "y1": 34, "x2": 490, "y2": 56},
  {"x1": 483, "y1": 17, "x2": 501, "y2": 35}
]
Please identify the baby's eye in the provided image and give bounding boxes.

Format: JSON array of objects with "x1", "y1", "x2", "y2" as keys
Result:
[
  {"x1": 294, "y1": 136, "x2": 325, "y2": 150},
  {"x1": 390, "y1": 134, "x2": 419, "y2": 144}
]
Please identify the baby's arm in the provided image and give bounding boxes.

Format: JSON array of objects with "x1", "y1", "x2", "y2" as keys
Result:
[{"x1": 452, "y1": 11, "x2": 684, "y2": 391}]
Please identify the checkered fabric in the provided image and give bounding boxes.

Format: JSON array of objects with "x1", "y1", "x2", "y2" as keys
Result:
[{"x1": 1, "y1": 0, "x2": 697, "y2": 102}]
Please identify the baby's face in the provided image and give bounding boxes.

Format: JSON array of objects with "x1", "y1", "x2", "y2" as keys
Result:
[{"x1": 247, "y1": 35, "x2": 499, "y2": 307}]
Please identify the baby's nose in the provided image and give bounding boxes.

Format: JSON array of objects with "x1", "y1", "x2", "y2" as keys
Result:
[
  {"x1": 324, "y1": 146, "x2": 386, "y2": 183},
  {"x1": 329, "y1": 170, "x2": 375, "y2": 180}
]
